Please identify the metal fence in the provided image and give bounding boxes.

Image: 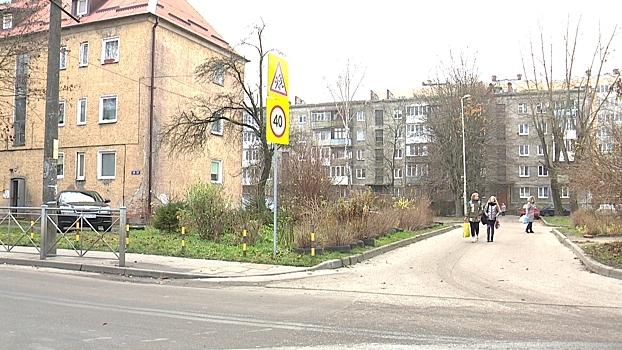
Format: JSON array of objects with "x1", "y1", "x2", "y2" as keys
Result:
[{"x1": 0, "y1": 205, "x2": 127, "y2": 266}]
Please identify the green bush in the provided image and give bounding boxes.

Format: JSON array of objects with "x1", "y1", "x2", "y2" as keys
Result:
[
  {"x1": 152, "y1": 201, "x2": 186, "y2": 232},
  {"x1": 183, "y1": 181, "x2": 234, "y2": 241}
]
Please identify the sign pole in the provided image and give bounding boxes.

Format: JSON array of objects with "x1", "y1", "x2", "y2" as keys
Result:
[{"x1": 273, "y1": 144, "x2": 278, "y2": 259}]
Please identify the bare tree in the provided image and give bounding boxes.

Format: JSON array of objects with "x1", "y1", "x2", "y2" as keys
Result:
[
  {"x1": 162, "y1": 21, "x2": 278, "y2": 212},
  {"x1": 520, "y1": 20, "x2": 618, "y2": 214},
  {"x1": 425, "y1": 55, "x2": 495, "y2": 215}
]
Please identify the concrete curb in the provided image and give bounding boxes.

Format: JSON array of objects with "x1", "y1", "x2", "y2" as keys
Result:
[
  {"x1": 311, "y1": 225, "x2": 459, "y2": 271},
  {"x1": 551, "y1": 228, "x2": 622, "y2": 280}
]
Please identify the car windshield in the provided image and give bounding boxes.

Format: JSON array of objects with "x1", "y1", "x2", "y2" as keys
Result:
[{"x1": 59, "y1": 191, "x2": 102, "y2": 203}]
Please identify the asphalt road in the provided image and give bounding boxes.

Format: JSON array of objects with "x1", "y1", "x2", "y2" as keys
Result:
[{"x1": 1, "y1": 216, "x2": 622, "y2": 349}]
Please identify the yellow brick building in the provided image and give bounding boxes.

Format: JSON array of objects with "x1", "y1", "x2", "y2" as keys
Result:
[{"x1": 0, "y1": 0, "x2": 243, "y2": 222}]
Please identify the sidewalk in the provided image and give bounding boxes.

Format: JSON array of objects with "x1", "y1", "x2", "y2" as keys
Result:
[{"x1": 0, "y1": 225, "x2": 457, "y2": 280}]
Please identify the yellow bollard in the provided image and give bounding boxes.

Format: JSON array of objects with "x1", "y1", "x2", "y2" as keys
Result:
[
  {"x1": 310, "y1": 224, "x2": 316, "y2": 262},
  {"x1": 30, "y1": 220, "x2": 34, "y2": 239},
  {"x1": 75, "y1": 221, "x2": 80, "y2": 242},
  {"x1": 125, "y1": 224, "x2": 130, "y2": 245},
  {"x1": 242, "y1": 223, "x2": 247, "y2": 257},
  {"x1": 181, "y1": 225, "x2": 186, "y2": 254}
]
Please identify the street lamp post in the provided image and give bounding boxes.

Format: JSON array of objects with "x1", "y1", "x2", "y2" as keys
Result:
[{"x1": 461, "y1": 94, "x2": 471, "y2": 216}]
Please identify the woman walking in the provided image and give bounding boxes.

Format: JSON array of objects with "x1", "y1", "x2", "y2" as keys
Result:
[
  {"x1": 465, "y1": 192, "x2": 484, "y2": 243},
  {"x1": 484, "y1": 196, "x2": 501, "y2": 242},
  {"x1": 525, "y1": 196, "x2": 536, "y2": 233}
]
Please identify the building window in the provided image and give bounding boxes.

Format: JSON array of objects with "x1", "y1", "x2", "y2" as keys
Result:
[
  {"x1": 332, "y1": 128, "x2": 346, "y2": 139},
  {"x1": 311, "y1": 111, "x2": 331, "y2": 121},
  {"x1": 394, "y1": 168, "x2": 403, "y2": 179},
  {"x1": 393, "y1": 109, "x2": 403, "y2": 119},
  {"x1": 519, "y1": 145, "x2": 529, "y2": 156},
  {"x1": 314, "y1": 130, "x2": 330, "y2": 141},
  {"x1": 407, "y1": 164, "x2": 427, "y2": 177},
  {"x1": 538, "y1": 165, "x2": 548, "y2": 177},
  {"x1": 356, "y1": 168, "x2": 366, "y2": 179},
  {"x1": 212, "y1": 62, "x2": 224, "y2": 85},
  {"x1": 539, "y1": 123, "x2": 548, "y2": 134},
  {"x1": 79, "y1": 42, "x2": 89, "y2": 67},
  {"x1": 58, "y1": 100, "x2": 65, "y2": 126},
  {"x1": 3, "y1": 13, "x2": 12, "y2": 30},
  {"x1": 519, "y1": 166, "x2": 529, "y2": 177},
  {"x1": 77, "y1": 0, "x2": 89, "y2": 15},
  {"x1": 561, "y1": 186, "x2": 570, "y2": 198},
  {"x1": 518, "y1": 103, "x2": 527, "y2": 114},
  {"x1": 536, "y1": 102, "x2": 548, "y2": 114},
  {"x1": 98, "y1": 150, "x2": 116, "y2": 179},
  {"x1": 211, "y1": 111, "x2": 224, "y2": 135},
  {"x1": 76, "y1": 152, "x2": 86, "y2": 180},
  {"x1": 356, "y1": 149, "x2": 365, "y2": 160},
  {"x1": 519, "y1": 187, "x2": 530, "y2": 198},
  {"x1": 298, "y1": 114, "x2": 306, "y2": 123},
  {"x1": 356, "y1": 130, "x2": 365, "y2": 141},
  {"x1": 538, "y1": 187, "x2": 549, "y2": 198},
  {"x1": 57, "y1": 152, "x2": 65, "y2": 179},
  {"x1": 374, "y1": 110, "x2": 383, "y2": 126},
  {"x1": 394, "y1": 148, "x2": 403, "y2": 159},
  {"x1": 102, "y1": 37, "x2": 119, "y2": 63},
  {"x1": 330, "y1": 166, "x2": 345, "y2": 177},
  {"x1": 375, "y1": 129, "x2": 383, "y2": 142},
  {"x1": 99, "y1": 94, "x2": 117, "y2": 123},
  {"x1": 356, "y1": 110, "x2": 365, "y2": 121},
  {"x1": 406, "y1": 105, "x2": 426, "y2": 116},
  {"x1": 211, "y1": 159, "x2": 222, "y2": 183},
  {"x1": 519, "y1": 123, "x2": 529, "y2": 135},
  {"x1": 77, "y1": 97, "x2": 87, "y2": 125},
  {"x1": 60, "y1": 45, "x2": 67, "y2": 69},
  {"x1": 537, "y1": 145, "x2": 544, "y2": 156},
  {"x1": 407, "y1": 144, "x2": 428, "y2": 156}
]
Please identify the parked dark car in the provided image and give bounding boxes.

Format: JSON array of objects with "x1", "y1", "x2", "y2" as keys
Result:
[
  {"x1": 538, "y1": 204, "x2": 570, "y2": 217},
  {"x1": 55, "y1": 190, "x2": 112, "y2": 231},
  {"x1": 520, "y1": 205, "x2": 540, "y2": 219}
]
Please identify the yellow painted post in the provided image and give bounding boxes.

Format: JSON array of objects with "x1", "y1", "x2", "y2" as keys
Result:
[
  {"x1": 125, "y1": 224, "x2": 130, "y2": 245},
  {"x1": 242, "y1": 223, "x2": 247, "y2": 257},
  {"x1": 30, "y1": 220, "x2": 34, "y2": 239},
  {"x1": 181, "y1": 220, "x2": 186, "y2": 254},
  {"x1": 75, "y1": 221, "x2": 80, "y2": 242},
  {"x1": 310, "y1": 224, "x2": 316, "y2": 262}
]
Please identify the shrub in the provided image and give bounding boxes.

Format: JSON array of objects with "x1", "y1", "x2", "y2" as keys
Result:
[
  {"x1": 152, "y1": 201, "x2": 186, "y2": 232},
  {"x1": 183, "y1": 181, "x2": 233, "y2": 241},
  {"x1": 572, "y1": 209, "x2": 622, "y2": 236}
]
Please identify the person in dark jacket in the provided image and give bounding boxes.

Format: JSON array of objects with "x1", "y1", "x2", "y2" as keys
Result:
[
  {"x1": 465, "y1": 192, "x2": 484, "y2": 243},
  {"x1": 484, "y1": 196, "x2": 501, "y2": 242}
]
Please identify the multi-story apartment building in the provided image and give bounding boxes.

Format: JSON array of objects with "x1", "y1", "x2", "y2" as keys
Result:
[{"x1": 0, "y1": 0, "x2": 243, "y2": 222}]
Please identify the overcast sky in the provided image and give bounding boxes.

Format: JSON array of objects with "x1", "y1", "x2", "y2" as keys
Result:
[{"x1": 187, "y1": 0, "x2": 620, "y2": 103}]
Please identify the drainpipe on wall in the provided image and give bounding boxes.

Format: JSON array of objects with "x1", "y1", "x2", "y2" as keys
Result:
[{"x1": 148, "y1": 16, "x2": 159, "y2": 218}]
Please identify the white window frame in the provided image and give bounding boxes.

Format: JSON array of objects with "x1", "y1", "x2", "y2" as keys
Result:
[
  {"x1": 519, "y1": 144, "x2": 529, "y2": 156},
  {"x1": 519, "y1": 123, "x2": 529, "y2": 135},
  {"x1": 58, "y1": 100, "x2": 65, "y2": 126},
  {"x1": 356, "y1": 110, "x2": 365, "y2": 121},
  {"x1": 97, "y1": 149, "x2": 116, "y2": 180},
  {"x1": 77, "y1": 97, "x2": 87, "y2": 125},
  {"x1": 211, "y1": 159, "x2": 222, "y2": 184},
  {"x1": 212, "y1": 62, "x2": 224, "y2": 85},
  {"x1": 518, "y1": 103, "x2": 527, "y2": 114},
  {"x1": 519, "y1": 187, "x2": 530, "y2": 198},
  {"x1": 57, "y1": 152, "x2": 65, "y2": 179},
  {"x1": 356, "y1": 168, "x2": 366, "y2": 179},
  {"x1": 537, "y1": 145, "x2": 544, "y2": 156},
  {"x1": 393, "y1": 109, "x2": 403, "y2": 119},
  {"x1": 298, "y1": 114, "x2": 307, "y2": 123},
  {"x1": 538, "y1": 187, "x2": 549, "y2": 199},
  {"x1": 356, "y1": 130, "x2": 365, "y2": 141},
  {"x1": 356, "y1": 149, "x2": 365, "y2": 160},
  {"x1": 394, "y1": 148, "x2": 403, "y2": 159},
  {"x1": 99, "y1": 94, "x2": 118, "y2": 123},
  {"x1": 76, "y1": 152, "x2": 86, "y2": 180},
  {"x1": 538, "y1": 165, "x2": 548, "y2": 177},
  {"x1": 394, "y1": 168, "x2": 403, "y2": 179},
  {"x1": 79, "y1": 42, "x2": 89, "y2": 67},
  {"x1": 561, "y1": 186, "x2": 570, "y2": 198},
  {"x1": 60, "y1": 45, "x2": 67, "y2": 70},
  {"x1": 77, "y1": 0, "x2": 89, "y2": 15},
  {"x1": 211, "y1": 111, "x2": 224, "y2": 135},
  {"x1": 519, "y1": 166, "x2": 529, "y2": 177},
  {"x1": 3, "y1": 13, "x2": 12, "y2": 30},
  {"x1": 395, "y1": 127, "x2": 403, "y2": 139},
  {"x1": 101, "y1": 36, "x2": 119, "y2": 63}
]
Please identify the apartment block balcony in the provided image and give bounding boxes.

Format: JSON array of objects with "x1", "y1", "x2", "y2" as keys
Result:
[{"x1": 311, "y1": 120, "x2": 343, "y2": 129}]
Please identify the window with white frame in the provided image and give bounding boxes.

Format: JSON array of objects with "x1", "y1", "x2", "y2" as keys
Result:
[
  {"x1": 539, "y1": 123, "x2": 548, "y2": 134},
  {"x1": 519, "y1": 144, "x2": 529, "y2": 156},
  {"x1": 3, "y1": 13, "x2": 12, "y2": 30},
  {"x1": 519, "y1": 123, "x2": 529, "y2": 135},
  {"x1": 393, "y1": 109, "x2": 403, "y2": 119},
  {"x1": 518, "y1": 102, "x2": 527, "y2": 114},
  {"x1": 298, "y1": 114, "x2": 306, "y2": 123},
  {"x1": 212, "y1": 62, "x2": 224, "y2": 85},
  {"x1": 97, "y1": 150, "x2": 116, "y2": 179},
  {"x1": 565, "y1": 139, "x2": 574, "y2": 152},
  {"x1": 537, "y1": 145, "x2": 544, "y2": 155},
  {"x1": 330, "y1": 166, "x2": 345, "y2": 177},
  {"x1": 356, "y1": 149, "x2": 365, "y2": 160},
  {"x1": 356, "y1": 168, "x2": 366, "y2": 179},
  {"x1": 538, "y1": 165, "x2": 548, "y2": 177},
  {"x1": 211, "y1": 111, "x2": 224, "y2": 135},
  {"x1": 394, "y1": 168, "x2": 403, "y2": 179},
  {"x1": 356, "y1": 130, "x2": 365, "y2": 141},
  {"x1": 244, "y1": 150, "x2": 259, "y2": 162},
  {"x1": 332, "y1": 128, "x2": 346, "y2": 139},
  {"x1": 77, "y1": 97, "x2": 87, "y2": 125},
  {"x1": 76, "y1": 152, "x2": 86, "y2": 180},
  {"x1": 79, "y1": 42, "x2": 89, "y2": 67},
  {"x1": 538, "y1": 187, "x2": 549, "y2": 198},
  {"x1": 406, "y1": 105, "x2": 426, "y2": 116},
  {"x1": 416, "y1": 164, "x2": 428, "y2": 176},
  {"x1": 60, "y1": 45, "x2": 67, "y2": 69},
  {"x1": 311, "y1": 111, "x2": 330, "y2": 121},
  {"x1": 77, "y1": 0, "x2": 89, "y2": 15},
  {"x1": 58, "y1": 100, "x2": 65, "y2": 126},
  {"x1": 99, "y1": 94, "x2": 117, "y2": 123},
  {"x1": 395, "y1": 127, "x2": 403, "y2": 139},
  {"x1": 536, "y1": 102, "x2": 548, "y2": 113},
  {"x1": 519, "y1": 187, "x2": 530, "y2": 198},
  {"x1": 57, "y1": 152, "x2": 65, "y2": 179},
  {"x1": 210, "y1": 159, "x2": 222, "y2": 183},
  {"x1": 314, "y1": 130, "x2": 330, "y2": 141},
  {"x1": 561, "y1": 186, "x2": 570, "y2": 198},
  {"x1": 407, "y1": 144, "x2": 428, "y2": 156},
  {"x1": 356, "y1": 110, "x2": 365, "y2": 121},
  {"x1": 102, "y1": 37, "x2": 119, "y2": 63},
  {"x1": 519, "y1": 166, "x2": 529, "y2": 177},
  {"x1": 394, "y1": 148, "x2": 403, "y2": 159}
]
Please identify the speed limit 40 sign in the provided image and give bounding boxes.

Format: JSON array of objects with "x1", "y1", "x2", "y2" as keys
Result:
[{"x1": 266, "y1": 96, "x2": 289, "y2": 144}]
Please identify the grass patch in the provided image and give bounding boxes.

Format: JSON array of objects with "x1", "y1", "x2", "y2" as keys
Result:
[
  {"x1": 541, "y1": 216, "x2": 571, "y2": 227},
  {"x1": 582, "y1": 242, "x2": 622, "y2": 269}
]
